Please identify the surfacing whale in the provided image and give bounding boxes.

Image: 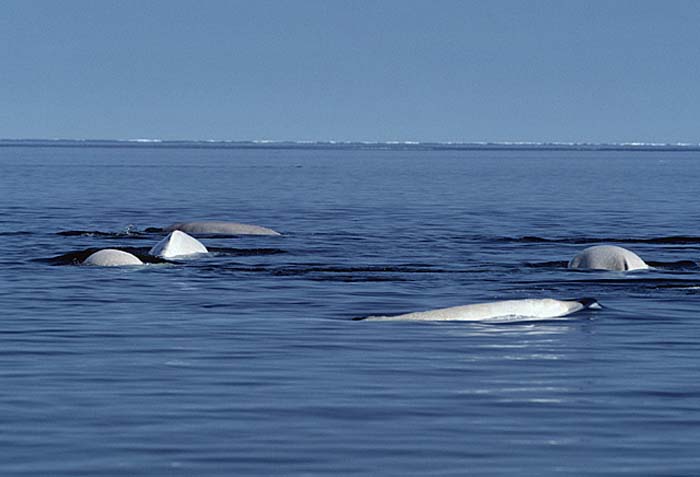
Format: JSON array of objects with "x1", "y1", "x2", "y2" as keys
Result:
[
  {"x1": 149, "y1": 230, "x2": 208, "y2": 258},
  {"x1": 568, "y1": 245, "x2": 648, "y2": 271},
  {"x1": 83, "y1": 249, "x2": 144, "y2": 267},
  {"x1": 165, "y1": 221, "x2": 281, "y2": 236},
  {"x1": 354, "y1": 298, "x2": 600, "y2": 322}
]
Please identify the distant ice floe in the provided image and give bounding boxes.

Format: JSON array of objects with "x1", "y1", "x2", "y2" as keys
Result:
[{"x1": 3, "y1": 138, "x2": 700, "y2": 151}]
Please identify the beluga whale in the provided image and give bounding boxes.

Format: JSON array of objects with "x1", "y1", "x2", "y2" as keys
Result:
[
  {"x1": 568, "y1": 245, "x2": 648, "y2": 271},
  {"x1": 149, "y1": 230, "x2": 208, "y2": 258},
  {"x1": 82, "y1": 249, "x2": 144, "y2": 267},
  {"x1": 164, "y1": 221, "x2": 281, "y2": 236},
  {"x1": 354, "y1": 298, "x2": 600, "y2": 322}
]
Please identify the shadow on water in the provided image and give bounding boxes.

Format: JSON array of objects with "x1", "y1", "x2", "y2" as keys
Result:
[
  {"x1": 524, "y1": 260, "x2": 699, "y2": 271},
  {"x1": 36, "y1": 247, "x2": 168, "y2": 265},
  {"x1": 37, "y1": 246, "x2": 288, "y2": 266}
]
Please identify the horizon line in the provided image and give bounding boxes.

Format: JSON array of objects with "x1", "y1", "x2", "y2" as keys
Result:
[{"x1": 2, "y1": 137, "x2": 699, "y2": 148}]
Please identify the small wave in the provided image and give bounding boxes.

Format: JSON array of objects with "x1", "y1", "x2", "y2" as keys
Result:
[
  {"x1": 197, "y1": 264, "x2": 443, "y2": 274},
  {"x1": 650, "y1": 280, "x2": 700, "y2": 290},
  {"x1": 304, "y1": 275, "x2": 408, "y2": 283},
  {"x1": 523, "y1": 261, "x2": 569, "y2": 268},
  {"x1": 195, "y1": 263, "x2": 448, "y2": 280},
  {"x1": 0, "y1": 231, "x2": 33, "y2": 236},
  {"x1": 207, "y1": 247, "x2": 287, "y2": 256},
  {"x1": 56, "y1": 230, "x2": 154, "y2": 239},
  {"x1": 274, "y1": 265, "x2": 438, "y2": 275},
  {"x1": 196, "y1": 264, "x2": 412, "y2": 281},
  {"x1": 534, "y1": 277, "x2": 700, "y2": 291},
  {"x1": 499, "y1": 236, "x2": 700, "y2": 245},
  {"x1": 647, "y1": 260, "x2": 700, "y2": 271}
]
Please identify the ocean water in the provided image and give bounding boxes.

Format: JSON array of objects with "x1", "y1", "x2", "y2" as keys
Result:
[{"x1": 1, "y1": 144, "x2": 700, "y2": 475}]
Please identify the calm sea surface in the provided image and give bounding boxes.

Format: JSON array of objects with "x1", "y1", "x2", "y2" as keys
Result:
[{"x1": 1, "y1": 145, "x2": 700, "y2": 475}]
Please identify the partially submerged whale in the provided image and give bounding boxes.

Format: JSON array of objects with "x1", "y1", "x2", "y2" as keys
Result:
[
  {"x1": 149, "y1": 230, "x2": 208, "y2": 258},
  {"x1": 568, "y1": 245, "x2": 648, "y2": 271},
  {"x1": 354, "y1": 298, "x2": 600, "y2": 322},
  {"x1": 165, "y1": 221, "x2": 281, "y2": 236},
  {"x1": 83, "y1": 249, "x2": 144, "y2": 267}
]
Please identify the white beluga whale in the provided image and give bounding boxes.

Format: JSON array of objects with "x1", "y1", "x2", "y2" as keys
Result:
[
  {"x1": 354, "y1": 298, "x2": 600, "y2": 322},
  {"x1": 568, "y1": 245, "x2": 648, "y2": 271},
  {"x1": 165, "y1": 221, "x2": 281, "y2": 236},
  {"x1": 83, "y1": 249, "x2": 144, "y2": 267},
  {"x1": 149, "y1": 230, "x2": 208, "y2": 258}
]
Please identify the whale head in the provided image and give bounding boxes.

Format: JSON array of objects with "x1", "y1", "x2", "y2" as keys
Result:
[
  {"x1": 83, "y1": 249, "x2": 144, "y2": 267},
  {"x1": 568, "y1": 245, "x2": 648, "y2": 271}
]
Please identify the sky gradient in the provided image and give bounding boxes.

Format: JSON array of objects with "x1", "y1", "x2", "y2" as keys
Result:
[{"x1": 2, "y1": 0, "x2": 699, "y2": 143}]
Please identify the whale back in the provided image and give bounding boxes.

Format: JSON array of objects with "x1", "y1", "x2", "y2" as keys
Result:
[
  {"x1": 357, "y1": 298, "x2": 594, "y2": 322},
  {"x1": 83, "y1": 249, "x2": 144, "y2": 267},
  {"x1": 568, "y1": 245, "x2": 648, "y2": 271},
  {"x1": 149, "y1": 230, "x2": 208, "y2": 258},
  {"x1": 166, "y1": 221, "x2": 281, "y2": 236}
]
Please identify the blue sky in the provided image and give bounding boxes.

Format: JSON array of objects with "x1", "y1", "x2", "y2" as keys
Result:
[{"x1": 1, "y1": 0, "x2": 699, "y2": 143}]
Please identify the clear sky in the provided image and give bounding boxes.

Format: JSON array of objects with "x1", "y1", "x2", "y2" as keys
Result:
[{"x1": 2, "y1": 0, "x2": 699, "y2": 143}]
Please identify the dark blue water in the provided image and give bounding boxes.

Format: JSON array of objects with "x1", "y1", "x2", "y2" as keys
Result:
[{"x1": 2, "y1": 145, "x2": 700, "y2": 475}]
